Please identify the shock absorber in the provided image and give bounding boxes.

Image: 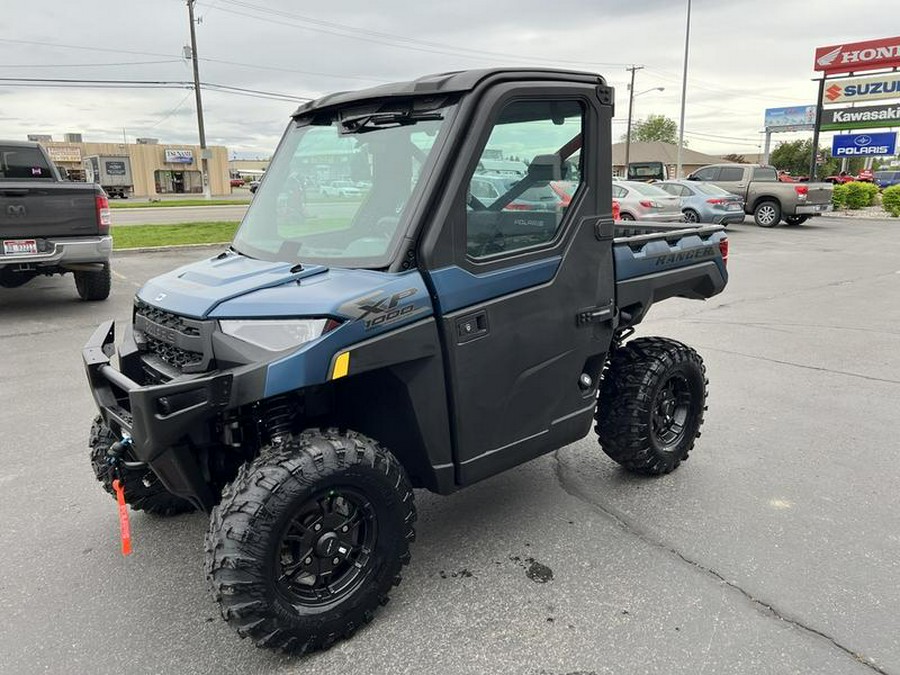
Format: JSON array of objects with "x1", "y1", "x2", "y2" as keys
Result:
[{"x1": 261, "y1": 396, "x2": 297, "y2": 446}]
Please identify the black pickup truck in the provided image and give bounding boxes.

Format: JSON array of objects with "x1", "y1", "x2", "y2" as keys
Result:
[
  {"x1": 0, "y1": 141, "x2": 112, "y2": 300},
  {"x1": 83, "y1": 68, "x2": 728, "y2": 654}
]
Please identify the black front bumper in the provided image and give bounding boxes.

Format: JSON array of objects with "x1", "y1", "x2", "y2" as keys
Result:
[{"x1": 83, "y1": 320, "x2": 252, "y2": 509}]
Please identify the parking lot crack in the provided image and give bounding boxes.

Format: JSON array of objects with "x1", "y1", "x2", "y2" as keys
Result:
[
  {"x1": 692, "y1": 345, "x2": 900, "y2": 385},
  {"x1": 553, "y1": 453, "x2": 892, "y2": 675}
]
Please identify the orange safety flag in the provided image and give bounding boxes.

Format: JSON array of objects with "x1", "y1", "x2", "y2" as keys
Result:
[{"x1": 111, "y1": 479, "x2": 133, "y2": 556}]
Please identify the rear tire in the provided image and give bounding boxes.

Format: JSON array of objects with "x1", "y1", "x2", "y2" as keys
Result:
[
  {"x1": 595, "y1": 337, "x2": 707, "y2": 475},
  {"x1": 74, "y1": 265, "x2": 111, "y2": 301},
  {"x1": 205, "y1": 429, "x2": 416, "y2": 654},
  {"x1": 619, "y1": 212, "x2": 635, "y2": 221},
  {"x1": 784, "y1": 215, "x2": 809, "y2": 225},
  {"x1": 753, "y1": 200, "x2": 781, "y2": 228},
  {"x1": 88, "y1": 416, "x2": 195, "y2": 516}
]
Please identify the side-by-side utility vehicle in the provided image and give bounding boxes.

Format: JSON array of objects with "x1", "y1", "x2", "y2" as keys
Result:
[{"x1": 83, "y1": 69, "x2": 728, "y2": 654}]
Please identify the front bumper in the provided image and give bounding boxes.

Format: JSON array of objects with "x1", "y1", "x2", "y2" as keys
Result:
[
  {"x1": 83, "y1": 320, "x2": 265, "y2": 509},
  {"x1": 0, "y1": 235, "x2": 112, "y2": 268}
]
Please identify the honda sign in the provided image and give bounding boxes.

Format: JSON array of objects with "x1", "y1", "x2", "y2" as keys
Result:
[
  {"x1": 831, "y1": 132, "x2": 897, "y2": 157},
  {"x1": 815, "y1": 36, "x2": 900, "y2": 75}
]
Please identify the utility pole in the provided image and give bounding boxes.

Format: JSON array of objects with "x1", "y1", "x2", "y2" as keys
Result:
[
  {"x1": 676, "y1": 0, "x2": 692, "y2": 178},
  {"x1": 187, "y1": 0, "x2": 211, "y2": 199},
  {"x1": 624, "y1": 65, "x2": 643, "y2": 176}
]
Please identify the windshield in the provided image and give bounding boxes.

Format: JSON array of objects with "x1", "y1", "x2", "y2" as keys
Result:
[
  {"x1": 693, "y1": 182, "x2": 733, "y2": 196},
  {"x1": 628, "y1": 162, "x2": 664, "y2": 178},
  {"x1": 233, "y1": 102, "x2": 454, "y2": 268},
  {"x1": 630, "y1": 182, "x2": 672, "y2": 197}
]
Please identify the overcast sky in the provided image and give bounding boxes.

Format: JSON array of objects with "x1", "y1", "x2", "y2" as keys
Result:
[{"x1": 1, "y1": 0, "x2": 898, "y2": 159}]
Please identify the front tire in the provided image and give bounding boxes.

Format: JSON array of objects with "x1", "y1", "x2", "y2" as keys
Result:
[
  {"x1": 88, "y1": 416, "x2": 195, "y2": 516},
  {"x1": 74, "y1": 265, "x2": 111, "y2": 301},
  {"x1": 205, "y1": 429, "x2": 416, "y2": 654},
  {"x1": 683, "y1": 208, "x2": 700, "y2": 223},
  {"x1": 753, "y1": 200, "x2": 781, "y2": 228},
  {"x1": 595, "y1": 338, "x2": 708, "y2": 475}
]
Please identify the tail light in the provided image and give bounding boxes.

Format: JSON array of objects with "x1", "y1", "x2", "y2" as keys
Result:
[
  {"x1": 706, "y1": 198, "x2": 727, "y2": 205},
  {"x1": 794, "y1": 185, "x2": 808, "y2": 201},
  {"x1": 505, "y1": 203, "x2": 531, "y2": 211},
  {"x1": 612, "y1": 199, "x2": 621, "y2": 221},
  {"x1": 639, "y1": 200, "x2": 659, "y2": 208},
  {"x1": 719, "y1": 238, "x2": 729, "y2": 267},
  {"x1": 95, "y1": 192, "x2": 111, "y2": 234},
  {"x1": 549, "y1": 182, "x2": 572, "y2": 206}
]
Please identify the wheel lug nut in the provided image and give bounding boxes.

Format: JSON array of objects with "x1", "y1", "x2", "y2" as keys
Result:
[
  {"x1": 332, "y1": 557, "x2": 340, "y2": 565},
  {"x1": 305, "y1": 557, "x2": 312, "y2": 565},
  {"x1": 341, "y1": 526, "x2": 349, "y2": 533},
  {"x1": 314, "y1": 524, "x2": 322, "y2": 531}
]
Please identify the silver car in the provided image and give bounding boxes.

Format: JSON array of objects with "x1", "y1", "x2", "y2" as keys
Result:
[
  {"x1": 657, "y1": 180, "x2": 745, "y2": 225},
  {"x1": 612, "y1": 180, "x2": 684, "y2": 222}
]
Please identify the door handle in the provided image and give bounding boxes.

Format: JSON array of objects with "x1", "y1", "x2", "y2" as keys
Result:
[{"x1": 456, "y1": 311, "x2": 489, "y2": 344}]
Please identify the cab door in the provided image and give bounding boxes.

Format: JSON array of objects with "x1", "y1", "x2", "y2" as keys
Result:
[{"x1": 420, "y1": 84, "x2": 617, "y2": 485}]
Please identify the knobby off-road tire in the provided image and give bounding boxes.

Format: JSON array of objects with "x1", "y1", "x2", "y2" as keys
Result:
[
  {"x1": 205, "y1": 429, "x2": 416, "y2": 654},
  {"x1": 753, "y1": 200, "x2": 781, "y2": 228},
  {"x1": 595, "y1": 337, "x2": 708, "y2": 475},
  {"x1": 74, "y1": 265, "x2": 111, "y2": 301},
  {"x1": 89, "y1": 416, "x2": 195, "y2": 516}
]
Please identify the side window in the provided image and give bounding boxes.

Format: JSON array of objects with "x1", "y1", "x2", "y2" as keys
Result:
[
  {"x1": 612, "y1": 184, "x2": 627, "y2": 199},
  {"x1": 692, "y1": 167, "x2": 717, "y2": 181},
  {"x1": 659, "y1": 184, "x2": 685, "y2": 197},
  {"x1": 718, "y1": 167, "x2": 745, "y2": 181},
  {"x1": 466, "y1": 100, "x2": 584, "y2": 260}
]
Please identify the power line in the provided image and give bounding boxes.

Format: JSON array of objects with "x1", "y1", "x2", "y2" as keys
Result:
[
  {"x1": 0, "y1": 37, "x2": 175, "y2": 60},
  {"x1": 214, "y1": 0, "x2": 630, "y2": 69},
  {"x1": 0, "y1": 59, "x2": 183, "y2": 69}
]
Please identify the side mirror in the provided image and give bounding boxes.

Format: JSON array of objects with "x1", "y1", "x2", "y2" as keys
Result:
[{"x1": 528, "y1": 154, "x2": 562, "y2": 182}]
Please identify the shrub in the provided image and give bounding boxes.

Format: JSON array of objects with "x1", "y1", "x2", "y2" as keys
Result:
[
  {"x1": 832, "y1": 183, "x2": 848, "y2": 209},
  {"x1": 844, "y1": 181, "x2": 877, "y2": 209},
  {"x1": 882, "y1": 184, "x2": 900, "y2": 217}
]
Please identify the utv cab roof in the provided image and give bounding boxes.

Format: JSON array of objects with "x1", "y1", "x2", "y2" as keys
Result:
[{"x1": 292, "y1": 68, "x2": 608, "y2": 117}]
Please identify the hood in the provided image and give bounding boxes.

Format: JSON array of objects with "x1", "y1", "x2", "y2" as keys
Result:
[
  {"x1": 137, "y1": 252, "x2": 328, "y2": 318},
  {"x1": 137, "y1": 251, "x2": 432, "y2": 327}
]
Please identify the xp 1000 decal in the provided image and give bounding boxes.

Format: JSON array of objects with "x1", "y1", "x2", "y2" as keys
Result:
[{"x1": 338, "y1": 287, "x2": 429, "y2": 331}]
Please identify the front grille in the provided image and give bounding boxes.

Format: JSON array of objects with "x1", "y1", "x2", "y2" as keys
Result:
[
  {"x1": 135, "y1": 299, "x2": 200, "y2": 337},
  {"x1": 145, "y1": 337, "x2": 203, "y2": 370}
]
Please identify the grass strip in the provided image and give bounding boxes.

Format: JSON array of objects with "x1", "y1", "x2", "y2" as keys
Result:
[
  {"x1": 112, "y1": 221, "x2": 239, "y2": 249},
  {"x1": 109, "y1": 199, "x2": 250, "y2": 209}
]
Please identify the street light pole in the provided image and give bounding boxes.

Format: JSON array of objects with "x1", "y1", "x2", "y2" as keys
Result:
[
  {"x1": 187, "y1": 0, "x2": 211, "y2": 199},
  {"x1": 675, "y1": 0, "x2": 692, "y2": 178},
  {"x1": 624, "y1": 65, "x2": 643, "y2": 173}
]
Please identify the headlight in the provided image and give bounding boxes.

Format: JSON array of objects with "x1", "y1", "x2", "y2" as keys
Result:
[{"x1": 219, "y1": 319, "x2": 328, "y2": 351}]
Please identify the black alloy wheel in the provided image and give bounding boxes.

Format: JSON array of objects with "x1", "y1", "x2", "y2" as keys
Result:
[{"x1": 275, "y1": 488, "x2": 378, "y2": 609}]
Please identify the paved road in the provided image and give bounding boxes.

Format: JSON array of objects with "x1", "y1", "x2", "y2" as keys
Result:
[{"x1": 1, "y1": 215, "x2": 898, "y2": 674}]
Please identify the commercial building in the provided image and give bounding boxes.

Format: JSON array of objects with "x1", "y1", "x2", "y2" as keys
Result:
[
  {"x1": 611, "y1": 141, "x2": 731, "y2": 178},
  {"x1": 33, "y1": 137, "x2": 231, "y2": 197}
]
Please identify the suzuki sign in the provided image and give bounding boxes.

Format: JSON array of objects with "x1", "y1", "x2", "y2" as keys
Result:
[
  {"x1": 815, "y1": 36, "x2": 900, "y2": 75},
  {"x1": 831, "y1": 132, "x2": 897, "y2": 157},
  {"x1": 821, "y1": 73, "x2": 900, "y2": 105}
]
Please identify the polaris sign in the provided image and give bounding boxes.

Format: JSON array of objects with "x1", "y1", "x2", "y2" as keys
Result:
[{"x1": 831, "y1": 132, "x2": 897, "y2": 157}]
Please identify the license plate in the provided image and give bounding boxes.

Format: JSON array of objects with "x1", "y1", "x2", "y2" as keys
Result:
[
  {"x1": 3, "y1": 239, "x2": 38, "y2": 255},
  {"x1": 726, "y1": 203, "x2": 742, "y2": 211}
]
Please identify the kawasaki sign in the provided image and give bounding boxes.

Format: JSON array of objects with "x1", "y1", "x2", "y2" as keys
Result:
[
  {"x1": 821, "y1": 72, "x2": 900, "y2": 105},
  {"x1": 821, "y1": 104, "x2": 900, "y2": 131},
  {"x1": 831, "y1": 132, "x2": 897, "y2": 157}
]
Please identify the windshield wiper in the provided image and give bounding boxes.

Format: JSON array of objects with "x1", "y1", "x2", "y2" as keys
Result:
[{"x1": 340, "y1": 111, "x2": 443, "y2": 134}]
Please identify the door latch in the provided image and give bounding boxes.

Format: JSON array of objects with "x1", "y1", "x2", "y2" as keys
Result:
[{"x1": 576, "y1": 302, "x2": 615, "y2": 326}]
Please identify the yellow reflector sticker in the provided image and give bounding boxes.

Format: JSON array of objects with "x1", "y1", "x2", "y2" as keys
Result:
[{"x1": 332, "y1": 351, "x2": 350, "y2": 379}]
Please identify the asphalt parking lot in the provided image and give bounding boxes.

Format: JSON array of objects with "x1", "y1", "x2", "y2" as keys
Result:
[{"x1": 1, "y1": 214, "x2": 898, "y2": 675}]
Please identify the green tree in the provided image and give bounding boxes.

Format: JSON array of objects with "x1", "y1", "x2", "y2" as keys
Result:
[
  {"x1": 722, "y1": 153, "x2": 747, "y2": 163},
  {"x1": 770, "y1": 139, "x2": 844, "y2": 177},
  {"x1": 625, "y1": 114, "x2": 680, "y2": 144}
]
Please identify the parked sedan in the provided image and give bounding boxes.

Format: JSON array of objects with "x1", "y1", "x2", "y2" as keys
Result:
[
  {"x1": 320, "y1": 181, "x2": 362, "y2": 197},
  {"x1": 657, "y1": 180, "x2": 745, "y2": 225},
  {"x1": 611, "y1": 180, "x2": 684, "y2": 222}
]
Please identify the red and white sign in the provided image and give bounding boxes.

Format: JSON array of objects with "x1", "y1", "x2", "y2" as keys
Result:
[{"x1": 815, "y1": 36, "x2": 900, "y2": 75}]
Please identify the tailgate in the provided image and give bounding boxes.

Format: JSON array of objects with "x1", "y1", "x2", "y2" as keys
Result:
[
  {"x1": 0, "y1": 184, "x2": 99, "y2": 239},
  {"x1": 803, "y1": 182, "x2": 833, "y2": 206}
]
